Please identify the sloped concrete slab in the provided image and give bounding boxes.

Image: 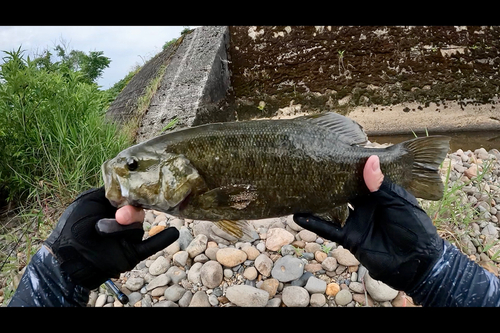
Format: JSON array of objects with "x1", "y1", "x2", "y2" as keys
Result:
[{"x1": 136, "y1": 26, "x2": 232, "y2": 142}]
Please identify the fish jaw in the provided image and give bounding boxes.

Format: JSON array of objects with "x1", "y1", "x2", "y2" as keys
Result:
[{"x1": 102, "y1": 159, "x2": 127, "y2": 207}]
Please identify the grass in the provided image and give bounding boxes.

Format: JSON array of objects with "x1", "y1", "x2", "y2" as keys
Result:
[
  {"x1": 161, "y1": 117, "x2": 179, "y2": 133},
  {"x1": 424, "y1": 159, "x2": 493, "y2": 227},
  {"x1": 0, "y1": 49, "x2": 132, "y2": 305},
  {"x1": 120, "y1": 64, "x2": 168, "y2": 141},
  {"x1": 420, "y1": 153, "x2": 495, "y2": 255}
]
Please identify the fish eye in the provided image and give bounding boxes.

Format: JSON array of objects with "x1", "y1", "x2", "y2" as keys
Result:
[{"x1": 126, "y1": 158, "x2": 139, "y2": 171}]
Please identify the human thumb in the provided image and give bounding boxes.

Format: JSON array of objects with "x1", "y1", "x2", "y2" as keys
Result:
[{"x1": 363, "y1": 155, "x2": 384, "y2": 192}]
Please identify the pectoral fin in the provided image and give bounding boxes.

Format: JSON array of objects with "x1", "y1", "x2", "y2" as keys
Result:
[
  {"x1": 213, "y1": 219, "x2": 258, "y2": 242},
  {"x1": 197, "y1": 184, "x2": 258, "y2": 211}
]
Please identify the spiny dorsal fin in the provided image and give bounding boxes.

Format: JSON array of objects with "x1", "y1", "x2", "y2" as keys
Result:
[{"x1": 294, "y1": 112, "x2": 368, "y2": 146}]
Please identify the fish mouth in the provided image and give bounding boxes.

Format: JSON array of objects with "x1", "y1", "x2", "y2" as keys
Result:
[{"x1": 102, "y1": 159, "x2": 127, "y2": 207}]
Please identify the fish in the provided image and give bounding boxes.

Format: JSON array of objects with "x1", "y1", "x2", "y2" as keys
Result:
[{"x1": 102, "y1": 112, "x2": 450, "y2": 241}]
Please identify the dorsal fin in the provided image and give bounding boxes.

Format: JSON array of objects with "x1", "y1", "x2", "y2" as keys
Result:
[{"x1": 293, "y1": 112, "x2": 368, "y2": 146}]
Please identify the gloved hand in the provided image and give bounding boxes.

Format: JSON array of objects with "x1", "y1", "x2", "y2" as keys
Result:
[
  {"x1": 293, "y1": 156, "x2": 444, "y2": 292},
  {"x1": 44, "y1": 187, "x2": 179, "y2": 290}
]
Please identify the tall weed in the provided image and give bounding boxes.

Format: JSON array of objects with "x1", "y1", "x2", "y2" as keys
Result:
[{"x1": 0, "y1": 48, "x2": 131, "y2": 207}]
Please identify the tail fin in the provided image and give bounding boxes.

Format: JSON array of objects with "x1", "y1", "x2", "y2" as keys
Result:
[{"x1": 401, "y1": 136, "x2": 451, "y2": 200}]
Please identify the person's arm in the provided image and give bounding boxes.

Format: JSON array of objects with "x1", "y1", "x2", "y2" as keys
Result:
[
  {"x1": 8, "y1": 246, "x2": 89, "y2": 307},
  {"x1": 8, "y1": 187, "x2": 179, "y2": 307},
  {"x1": 409, "y1": 240, "x2": 500, "y2": 307}
]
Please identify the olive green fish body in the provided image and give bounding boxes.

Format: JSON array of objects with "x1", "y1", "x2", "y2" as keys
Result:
[
  {"x1": 158, "y1": 120, "x2": 408, "y2": 221},
  {"x1": 102, "y1": 113, "x2": 450, "y2": 237}
]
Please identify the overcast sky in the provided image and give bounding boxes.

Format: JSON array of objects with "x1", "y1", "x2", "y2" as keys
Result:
[{"x1": 0, "y1": 26, "x2": 198, "y2": 89}]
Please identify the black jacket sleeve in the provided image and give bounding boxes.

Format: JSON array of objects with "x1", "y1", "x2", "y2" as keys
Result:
[
  {"x1": 408, "y1": 240, "x2": 500, "y2": 307},
  {"x1": 7, "y1": 245, "x2": 90, "y2": 307}
]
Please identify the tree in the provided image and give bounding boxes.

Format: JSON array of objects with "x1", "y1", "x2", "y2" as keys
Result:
[{"x1": 33, "y1": 43, "x2": 111, "y2": 85}]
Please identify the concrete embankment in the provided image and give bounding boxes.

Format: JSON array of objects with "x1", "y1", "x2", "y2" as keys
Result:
[{"x1": 106, "y1": 26, "x2": 500, "y2": 139}]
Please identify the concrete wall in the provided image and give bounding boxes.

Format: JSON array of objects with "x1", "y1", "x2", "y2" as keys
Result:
[
  {"x1": 106, "y1": 26, "x2": 233, "y2": 143},
  {"x1": 136, "y1": 26, "x2": 232, "y2": 142},
  {"x1": 107, "y1": 26, "x2": 500, "y2": 138},
  {"x1": 228, "y1": 26, "x2": 500, "y2": 133},
  {"x1": 106, "y1": 38, "x2": 183, "y2": 125}
]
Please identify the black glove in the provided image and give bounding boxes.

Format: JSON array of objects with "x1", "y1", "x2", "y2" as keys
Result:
[
  {"x1": 45, "y1": 187, "x2": 179, "y2": 290},
  {"x1": 294, "y1": 179, "x2": 444, "y2": 292}
]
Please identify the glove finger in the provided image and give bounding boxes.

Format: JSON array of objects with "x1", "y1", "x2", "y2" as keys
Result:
[
  {"x1": 293, "y1": 213, "x2": 345, "y2": 244},
  {"x1": 134, "y1": 227, "x2": 180, "y2": 261},
  {"x1": 96, "y1": 218, "x2": 144, "y2": 242}
]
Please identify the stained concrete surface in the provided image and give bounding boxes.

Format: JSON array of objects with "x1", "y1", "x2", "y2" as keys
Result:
[{"x1": 135, "y1": 26, "x2": 232, "y2": 142}]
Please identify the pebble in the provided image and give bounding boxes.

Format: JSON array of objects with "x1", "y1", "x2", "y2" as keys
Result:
[
  {"x1": 271, "y1": 255, "x2": 304, "y2": 282},
  {"x1": 297, "y1": 229, "x2": 317, "y2": 242},
  {"x1": 256, "y1": 242, "x2": 266, "y2": 252},
  {"x1": 165, "y1": 241, "x2": 180, "y2": 256},
  {"x1": 154, "y1": 300, "x2": 178, "y2": 307},
  {"x1": 282, "y1": 286, "x2": 310, "y2": 307},
  {"x1": 331, "y1": 248, "x2": 360, "y2": 266},
  {"x1": 353, "y1": 292, "x2": 374, "y2": 306},
  {"x1": 325, "y1": 282, "x2": 340, "y2": 296},
  {"x1": 280, "y1": 244, "x2": 297, "y2": 256},
  {"x1": 186, "y1": 234, "x2": 208, "y2": 258},
  {"x1": 265, "y1": 228, "x2": 295, "y2": 251},
  {"x1": 95, "y1": 294, "x2": 107, "y2": 307},
  {"x1": 200, "y1": 260, "x2": 223, "y2": 288},
  {"x1": 364, "y1": 272, "x2": 398, "y2": 302},
  {"x1": 166, "y1": 266, "x2": 187, "y2": 284},
  {"x1": 189, "y1": 291, "x2": 211, "y2": 307},
  {"x1": 290, "y1": 271, "x2": 313, "y2": 287},
  {"x1": 286, "y1": 215, "x2": 304, "y2": 232},
  {"x1": 146, "y1": 273, "x2": 170, "y2": 291},
  {"x1": 148, "y1": 225, "x2": 165, "y2": 237},
  {"x1": 173, "y1": 251, "x2": 189, "y2": 266},
  {"x1": 164, "y1": 284, "x2": 186, "y2": 302},
  {"x1": 259, "y1": 278, "x2": 279, "y2": 298},
  {"x1": 242, "y1": 245, "x2": 260, "y2": 260},
  {"x1": 127, "y1": 292, "x2": 142, "y2": 305},
  {"x1": 178, "y1": 290, "x2": 193, "y2": 307},
  {"x1": 216, "y1": 247, "x2": 247, "y2": 267},
  {"x1": 149, "y1": 256, "x2": 170, "y2": 276},
  {"x1": 224, "y1": 268, "x2": 233, "y2": 278},
  {"x1": 304, "y1": 242, "x2": 321, "y2": 253},
  {"x1": 255, "y1": 253, "x2": 274, "y2": 277},
  {"x1": 243, "y1": 266, "x2": 258, "y2": 280},
  {"x1": 348, "y1": 281, "x2": 365, "y2": 294},
  {"x1": 314, "y1": 250, "x2": 328, "y2": 263},
  {"x1": 310, "y1": 293, "x2": 326, "y2": 307},
  {"x1": 226, "y1": 285, "x2": 269, "y2": 307},
  {"x1": 321, "y1": 257, "x2": 338, "y2": 272},
  {"x1": 177, "y1": 226, "x2": 193, "y2": 251},
  {"x1": 335, "y1": 289, "x2": 353, "y2": 306},
  {"x1": 204, "y1": 246, "x2": 219, "y2": 260},
  {"x1": 304, "y1": 276, "x2": 327, "y2": 294},
  {"x1": 125, "y1": 277, "x2": 145, "y2": 291},
  {"x1": 187, "y1": 262, "x2": 203, "y2": 284}
]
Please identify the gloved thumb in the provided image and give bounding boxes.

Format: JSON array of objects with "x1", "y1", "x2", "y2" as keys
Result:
[
  {"x1": 293, "y1": 214, "x2": 345, "y2": 244},
  {"x1": 134, "y1": 227, "x2": 180, "y2": 261}
]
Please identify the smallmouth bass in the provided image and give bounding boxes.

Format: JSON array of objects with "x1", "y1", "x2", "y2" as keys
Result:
[{"x1": 102, "y1": 112, "x2": 450, "y2": 241}]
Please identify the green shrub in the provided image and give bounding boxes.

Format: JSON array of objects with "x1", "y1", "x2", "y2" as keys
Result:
[{"x1": 0, "y1": 48, "x2": 131, "y2": 206}]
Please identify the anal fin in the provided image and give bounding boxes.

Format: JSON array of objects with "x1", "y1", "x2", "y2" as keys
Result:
[
  {"x1": 313, "y1": 205, "x2": 350, "y2": 227},
  {"x1": 213, "y1": 219, "x2": 259, "y2": 242}
]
